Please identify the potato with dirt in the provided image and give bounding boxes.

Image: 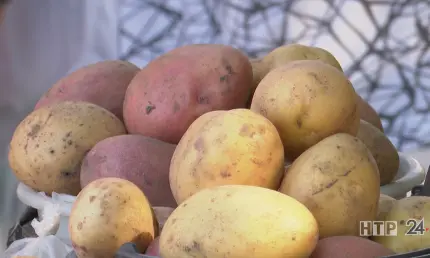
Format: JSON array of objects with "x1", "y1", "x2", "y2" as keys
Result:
[
  {"x1": 251, "y1": 60, "x2": 359, "y2": 160},
  {"x1": 34, "y1": 60, "x2": 139, "y2": 121},
  {"x1": 356, "y1": 120, "x2": 399, "y2": 185},
  {"x1": 169, "y1": 109, "x2": 285, "y2": 205},
  {"x1": 372, "y1": 196, "x2": 430, "y2": 253},
  {"x1": 69, "y1": 177, "x2": 157, "y2": 258},
  {"x1": 123, "y1": 44, "x2": 253, "y2": 144},
  {"x1": 80, "y1": 134, "x2": 177, "y2": 207},
  {"x1": 8, "y1": 101, "x2": 126, "y2": 195},
  {"x1": 279, "y1": 133, "x2": 380, "y2": 238},
  {"x1": 159, "y1": 185, "x2": 319, "y2": 258}
]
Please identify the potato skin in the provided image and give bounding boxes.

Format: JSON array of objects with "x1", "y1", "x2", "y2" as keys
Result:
[
  {"x1": 69, "y1": 177, "x2": 157, "y2": 258},
  {"x1": 250, "y1": 60, "x2": 359, "y2": 160},
  {"x1": 123, "y1": 44, "x2": 253, "y2": 144},
  {"x1": 372, "y1": 196, "x2": 430, "y2": 253},
  {"x1": 310, "y1": 236, "x2": 394, "y2": 258},
  {"x1": 35, "y1": 60, "x2": 139, "y2": 121},
  {"x1": 279, "y1": 133, "x2": 380, "y2": 238},
  {"x1": 80, "y1": 134, "x2": 176, "y2": 207},
  {"x1": 8, "y1": 101, "x2": 126, "y2": 195},
  {"x1": 170, "y1": 109, "x2": 285, "y2": 204},
  {"x1": 159, "y1": 185, "x2": 319, "y2": 258},
  {"x1": 249, "y1": 44, "x2": 343, "y2": 103},
  {"x1": 356, "y1": 120, "x2": 399, "y2": 185},
  {"x1": 376, "y1": 194, "x2": 396, "y2": 221},
  {"x1": 357, "y1": 95, "x2": 384, "y2": 132},
  {"x1": 145, "y1": 237, "x2": 160, "y2": 256}
]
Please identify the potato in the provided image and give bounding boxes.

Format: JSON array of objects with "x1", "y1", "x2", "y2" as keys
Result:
[
  {"x1": 8, "y1": 101, "x2": 126, "y2": 195},
  {"x1": 279, "y1": 133, "x2": 380, "y2": 238},
  {"x1": 170, "y1": 109, "x2": 285, "y2": 204},
  {"x1": 249, "y1": 44, "x2": 343, "y2": 101},
  {"x1": 123, "y1": 44, "x2": 253, "y2": 144},
  {"x1": 34, "y1": 60, "x2": 139, "y2": 121},
  {"x1": 69, "y1": 177, "x2": 157, "y2": 258},
  {"x1": 356, "y1": 120, "x2": 399, "y2": 185},
  {"x1": 376, "y1": 194, "x2": 397, "y2": 221},
  {"x1": 372, "y1": 196, "x2": 430, "y2": 253},
  {"x1": 80, "y1": 134, "x2": 176, "y2": 207},
  {"x1": 357, "y1": 95, "x2": 384, "y2": 132},
  {"x1": 310, "y1": 236, "x2": 394, "y2": 258},
  {"x1": 250, "y1": 60, "x2": 359, "y2": 160},
  {"x1": 159, "y1": 185, "x2": 319, "y2": 258},
  {"x1": 145, "y1": 237, "x2": 160, "y2": 256}
]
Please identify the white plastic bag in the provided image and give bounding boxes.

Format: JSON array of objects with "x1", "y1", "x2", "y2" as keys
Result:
[{"x1": 4, "y1": 202, "x2": 73, "y2": 258}]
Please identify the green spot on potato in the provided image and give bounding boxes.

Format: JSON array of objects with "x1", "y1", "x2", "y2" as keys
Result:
[{"x1": 146, "y1": 103, "x2": 156, "y2": 114}]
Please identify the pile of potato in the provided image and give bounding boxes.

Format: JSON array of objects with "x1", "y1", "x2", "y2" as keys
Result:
[{"x1": 7, "y1": 43, "x2": 430, "y2": 258}]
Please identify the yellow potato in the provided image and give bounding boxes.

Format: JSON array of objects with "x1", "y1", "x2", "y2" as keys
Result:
[
  {"x1": 372, "y1": 196, "x2": 430, "y2": 253},
  {"x1": 250, "y1": 60, "x2": 359, "y2": 160},
  {"x1": 356, "y1": 120, "x2": 399, "y2": 185},
  {"x1": 8, "y1": 101, "x2": 126, "y2": 195},
  {"x1": 376, "y1": 194, "x2": 397, "y2": 221},
  {"x1": 69, "y1": 177, "x2": 157, "y2": 258},
  {"x1": 279, "y1": 133, "x2": 380, "y2": 238},
  {"x1": 250, "y1": 44, "x2": 343, "y2": 96},
  {"x1": 170, "y1": 109, "x2": 285, "y2": 204},
  {"x1": 357, "y1": 95, "x2": 384, "y2": 132},
  {"x1": 159, "y1": 185, "x2": 319, "y2": 258}
]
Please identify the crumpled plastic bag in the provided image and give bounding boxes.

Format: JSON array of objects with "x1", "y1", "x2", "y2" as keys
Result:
[{"x1": 4, "y1": 202, "x2": 73, "y2": 258}]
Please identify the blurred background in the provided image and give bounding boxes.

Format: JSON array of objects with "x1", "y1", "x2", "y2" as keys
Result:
[
  {"x1": 0, "y1": 0, "x2": 429, "y2": 249},
  {"x1": 1, "y1": 0, "x2": 430, "y2": 152}
]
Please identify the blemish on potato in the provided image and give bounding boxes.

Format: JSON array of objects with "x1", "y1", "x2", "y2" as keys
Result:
[
  {"x1": 146, "y1": 102, "x2": 156, "y2": 114},
  {"x1": 194, "y1": 137, "x2": 205, "y2": 152},
  {"x1": 342, "y1": 168, "x2": 354, "y2": 176},
  {"x1": 296, "y1": 118, "x2": 303, "y2": 128},
  {"x1": 173, "y1": 101, "x2": 181, "y2": 112},
  {"x1": 89, "y1": 196, "x2": 96, "y2": 203},
  {"x1": 27, "y1": 124, "x2": 41, "y2": 138},
  {"x1": 250, "y1": 157, "x2": 264, "y2": 166},
  {"x1": 167, "y1": 234, "x2": 175, "y2": 243},
  {"x1": 61, "y1": 170, "x2": 73, "y2": 177},
  {"x1": 220, "y1": 170, "x2": 232, "y2": 178},
  {"x1": 77, "y1": 222, "x2": 83, "y2": 230},
  {"x1": 197, "y1": 96, "x2": 209, "y2": 104},
  {"x1": 239, "y1": 124, "x2": 256, "y2": 138}
]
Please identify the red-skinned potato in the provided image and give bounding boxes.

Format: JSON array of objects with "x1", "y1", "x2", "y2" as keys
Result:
[
  {"x1": 145, "y1": 237, "x2": 160, "y2": 256},
  {"x1": 123, "y1": 44, "x2": 253, "y2": 144},
  {"x1": 80, "y1": 134, "x2": 177, "y2": 208},
  {"x1": 310, "y1": 236, "x2": 394, "y2": 258},
  {"x1": 35, "y1": 60, "x2": 139, "y2": 121}
]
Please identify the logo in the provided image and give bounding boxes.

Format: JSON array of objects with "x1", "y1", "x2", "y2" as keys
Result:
[{"x1": 359, "y1": 219, "x2": 428, "y2": 236}]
